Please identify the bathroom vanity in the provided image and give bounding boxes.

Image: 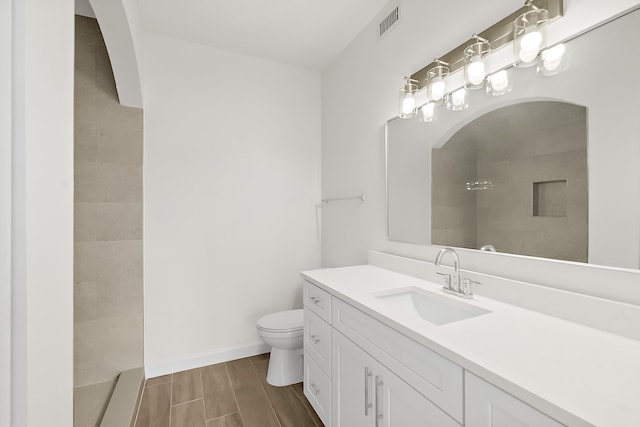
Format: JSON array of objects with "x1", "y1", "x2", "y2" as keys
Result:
[{"x1": 301, "y1": 263, "x2": 640, "y2": 427}]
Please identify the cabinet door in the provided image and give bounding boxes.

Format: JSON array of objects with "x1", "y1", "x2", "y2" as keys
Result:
[
  {"x1": 378, "y1": 364, "x2": 461, "y2": 427},
  {"x1": 465, "y1": 372, "x2": 564, "y2": 427},
  {"x1": 332, "y1": 330, "x2": 376, "y2": 427}
]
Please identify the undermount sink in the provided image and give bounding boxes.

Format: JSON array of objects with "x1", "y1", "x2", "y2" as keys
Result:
[{"x1": 374, "y1": 287, "x2": 491, "y2": 325}]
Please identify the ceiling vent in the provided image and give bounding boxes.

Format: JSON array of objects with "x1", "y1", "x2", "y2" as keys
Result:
[{"x1": 379, "y1": 6, "x2": 400, "y2": 38}]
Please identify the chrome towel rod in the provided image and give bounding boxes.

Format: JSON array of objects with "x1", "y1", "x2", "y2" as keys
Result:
[{"x1": 321, "y1": 194, "x2": 366, "y2": 204}]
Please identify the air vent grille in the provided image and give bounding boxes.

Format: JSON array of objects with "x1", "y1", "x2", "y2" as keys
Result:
[{"x1": 379, "y1": 6, "x2": 399, "y2": 37}]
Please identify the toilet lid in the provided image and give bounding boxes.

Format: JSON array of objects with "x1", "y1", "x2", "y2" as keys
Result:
[{"x1": 257, "y1": 309, "x2": 304, "y2": 333}]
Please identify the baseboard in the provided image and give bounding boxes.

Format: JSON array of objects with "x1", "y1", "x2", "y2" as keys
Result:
[{"x1": 145, "y1": 342, "x2": 271, "y2": 379}]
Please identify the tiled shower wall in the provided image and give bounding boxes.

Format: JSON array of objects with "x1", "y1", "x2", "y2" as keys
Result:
[
  {"x1": 432, "y1": 101, "x2": 587, "y2": 263},
  {"x1": 74, "y1": 16, "x2": 143, "y2": 386}
]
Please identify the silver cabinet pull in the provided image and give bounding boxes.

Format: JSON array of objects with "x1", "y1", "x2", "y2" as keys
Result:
[
  {"x1": 375, "y1": 375, "x2": 383, "y2": 427},
  {"x1": 310, "y1": 383, "x2": 320, "y2": 395},
  {"x1": 364, "y1": 367, "x2": 373, "y2": 416},
  {"x1": 310, "y1": 334, "x2": 320, "y2": 344},
  {"x1": 309, "y1": 296, "x2": 320, "y2": 304}
]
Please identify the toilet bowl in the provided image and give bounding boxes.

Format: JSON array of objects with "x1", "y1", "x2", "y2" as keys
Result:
[{"x1": 257, "y1": 309, "x2": 304, "y2": 386}]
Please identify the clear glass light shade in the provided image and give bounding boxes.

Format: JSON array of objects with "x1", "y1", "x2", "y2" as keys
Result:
[
  {"x1": 486, "y1": 69, "x2": 512, "y2": 96},
  {"x1": 538, "y1": 43, "x2": 567, "y2": 76},
  {"x1": 464, "y1": 40, "x2": 490, "y2": 89},
  {"x1": 427, "y1": 64, "x2": 449, "y2": 102},
  {"x1": 420, "y1": 102, "x2": 436, "y2": 123},
  {"x1": 467, "y1": 58, "x2": 486, "y2": 85},
  {"x1": 398, "y1": 78, "x2": 418, "y2": 119},
  {"x1": 514, "y1": 9, "x2": 548, "y2": 66},
  {"x1": 446, "y1": 88, "x2": 468, "y2": 111}
]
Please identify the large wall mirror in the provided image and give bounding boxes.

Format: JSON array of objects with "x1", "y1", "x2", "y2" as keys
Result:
[{"x1": 386, "y1": 7, "x2": 640, "y2": 270}]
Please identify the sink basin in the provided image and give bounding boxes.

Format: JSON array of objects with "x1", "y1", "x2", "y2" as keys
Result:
[{"x1": 374, "y1": 287, "x2": 490, "y2": 325}]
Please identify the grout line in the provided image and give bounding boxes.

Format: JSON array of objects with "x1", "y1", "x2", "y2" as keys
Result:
[
  {"x1": 171, "y1": 397, "x2": 205, "y2": 408},
  {"x1": 225, "y1": 363, "x2": 245, "y2": 427},
  {"x1": 249, "y1": 358, "x2": 283, "y2": 427},
  {"x1": 205, "y1": 412, "x2": 243, "y2": 423},
  {"x1": 198, "y1": 367, "x2": 206, "y2": 422},
  {"x1": 168, "y1": 374, "x2": 173, "y2": 427},
  {"x1": 143, "y1": 380, "x2": 173, "y2": 389},
  {"x1": 293, "y1": 388, "x2": 322, "y2": 427},
  {"x1": 131, "y1": 378, "x2": 145, "y2": 427}
]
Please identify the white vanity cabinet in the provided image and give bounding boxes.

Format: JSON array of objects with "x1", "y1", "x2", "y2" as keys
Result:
[
  {"x1": 303, "y1": 282, "x2": 332, "y2": 426},
  {"x1": 304, "y1": 280, "x2": 565, "y2": 427},
  {"x1": 332, "y1": 329, "x2": 460, "y2": 427},
  {"x1": 465, "y1": 372, "x2": 564, "y2": 427}
]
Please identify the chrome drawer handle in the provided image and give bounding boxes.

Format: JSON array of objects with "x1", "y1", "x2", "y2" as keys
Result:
[
  {"x1": 310, "y1": 383, "x2": 320, "y2": 395},
  {"x1": 310, "y1": 334, "x2": 320, "y2": 344},
  {"x1": 309, "y1": 296, "x2": 320, "y2": 304},
  {"x1": 364, "y1": 367, "x2": 372, "y2": 416},
  {"x1": 375, "y1": 376, "x2": 383, "y2": 427}
]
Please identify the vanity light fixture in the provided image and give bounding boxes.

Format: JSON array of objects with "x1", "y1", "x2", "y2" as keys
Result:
[
  {"x1": 420, "y1": 102, "x2": 436, "y2": 122},
  {"x1": 427, "y1": 60, "x2": 450, "y2": 102},
  {"x1": 447, "y1": 88, "x2": 468, "y2": 111},
  {"x1": 486, "y1": 69, "x2": 512, "y2": 96},
  {"x1": 538, "y1": 43, "x2": 567, "y2": 75},
  {"x1": 464, "y1": 35, "x2": 491, "y2": 89},
  {"x1": 398, "y1": 76, "x2": 419, "y2": 119},
  {"x1": 402, "y1": 0, "x2": 563, "y2": 121},
  {"x1": 514, "y1": 6, "x2": 549, "y2": 65}
]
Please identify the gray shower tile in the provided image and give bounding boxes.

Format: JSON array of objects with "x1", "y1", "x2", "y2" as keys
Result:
[{"x1": 96, "y1": 202, "x2": 143, "y2": 241}]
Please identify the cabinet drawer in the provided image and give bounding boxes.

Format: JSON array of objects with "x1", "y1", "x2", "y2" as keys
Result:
[
  {"x1": 332, "y1": 297, "x2": 463, "y2": 423},
  {"x1": 304, "y1": 351, "x2": 330, "y2": 426},
  {"x1": 304, "y1": 308, "x2": 332, "y2": 376},
  {"x1": 303, "y1": 281, "x2": 332, "y2": 323},
  {"x1": 465, "y1": 372, "x2": 564, "y2": 427}
]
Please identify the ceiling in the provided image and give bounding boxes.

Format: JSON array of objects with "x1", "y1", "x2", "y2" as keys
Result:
[{"x1": 138, "y1": 0, "x2": 391, "y2": 70}]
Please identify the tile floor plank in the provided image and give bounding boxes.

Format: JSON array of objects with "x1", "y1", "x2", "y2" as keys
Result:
[
  {"x1": 251, "y1": 359, "x2": 319, "y2": 427},
  {"x1": 135, "y1": 382, "x2": 171, "y2": 427},
  {"x1": 202, "y1": 363, "x2": 238, "y2": 420},
  {"x1": 227, "y1": 359, "x2": 281, "y2": 427},
  {"x1": 146, "y1": 374, "x2": 172, "y2": 388},
  {"x1": 171, "y1": 399, "x2": 206, "y2": 427},
  {"x1": 135, "y1": 356, "x2": 320, "y2": 427},
  {"x1": 172, "y1": 368, "x2": 203, "y2": 405},
  {"x1": 289, "y1": 373, "x2": 323, "y2": 426},
  {"x1": 206, "y1": 412, "x2": 244, "y2": 427}
]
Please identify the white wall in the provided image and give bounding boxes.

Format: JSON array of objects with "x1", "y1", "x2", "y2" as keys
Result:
[
  {"x1": 9, "y1": 0, "x2": 74, "y2": 425},
  {"x1": 322, "y1": 0, "x2": 640, "y2": 303},
  {"x1": 1, "y1": 0, "x2": 12, "y2": 423},
  {"x1": 143, "y1": 34, "x2": 321, "y2": 375}
]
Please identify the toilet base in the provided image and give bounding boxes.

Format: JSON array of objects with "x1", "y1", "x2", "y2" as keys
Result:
[{"x1": 266, "y1": 347, "x2": 303, "y2": 387}]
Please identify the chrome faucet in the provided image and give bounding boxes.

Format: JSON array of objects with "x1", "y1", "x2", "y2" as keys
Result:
[
  {"x1": 434, "y1": 247, "x2": 460, "y2": 292},
  {"x1": 434, "y1": 247, "x2": 478, "y2": 299}
]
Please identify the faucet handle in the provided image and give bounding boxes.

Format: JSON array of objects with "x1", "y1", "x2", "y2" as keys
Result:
[
  {"x1": 436, "y1": 272, "x2": 451, "y2": 288},
  {"x1": 462, "y1": 278, "x2": 481, "y2": 295}
]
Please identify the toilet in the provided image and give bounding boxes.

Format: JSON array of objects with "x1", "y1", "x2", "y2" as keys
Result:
[{"x1": 256, "y1": 309, "x2": 304, "y2": 386}]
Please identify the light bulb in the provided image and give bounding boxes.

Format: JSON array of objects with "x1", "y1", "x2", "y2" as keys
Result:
[
  {"x1": 518, "y1": 31, "x2": 542, "y2": 63},
  {"x1": 401, "y1": 94, "x2": 416, "y2": 115},
  {"x1": 521, "y1": 31, "x2": 542, "y2": 51},
  {"x1": 429, "y1": 78, "x2": 445, "y2": 101},
  {"x1": 490, "y1": 70, "x2": 508, "y2": 91},
  {"x1": 467, "y1": 55, "x2": 486, "y2": 86},
  {"x1": 451, "y1": 88, "x2": 466, "y2": 106},
  {"x1": 541, "y1": 43, "x2": 566, "y2": 71},
  {"x1": 420, "y1": 103, "x2": 435, "y2": 122}
]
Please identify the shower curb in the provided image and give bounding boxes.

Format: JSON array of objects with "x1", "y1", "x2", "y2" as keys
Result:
[{"x1": 100, "y1": 367, "x2": 145, "y2": 427}]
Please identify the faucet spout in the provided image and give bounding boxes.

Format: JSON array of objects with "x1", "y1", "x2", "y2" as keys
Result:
[{"x1": 434, "y1": 247, "x2": 460, "y2": 292}]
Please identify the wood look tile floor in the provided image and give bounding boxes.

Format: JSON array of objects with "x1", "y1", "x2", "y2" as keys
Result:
[{"x1": 134, "y1": 354, "x2": 323, "y2": 427}]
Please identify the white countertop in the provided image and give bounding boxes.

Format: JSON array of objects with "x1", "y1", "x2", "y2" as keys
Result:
[{"x1": 301, "y1": 265, "x2": 640, "y2": 427}]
